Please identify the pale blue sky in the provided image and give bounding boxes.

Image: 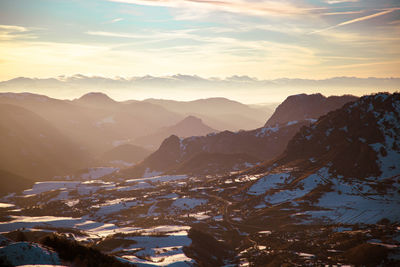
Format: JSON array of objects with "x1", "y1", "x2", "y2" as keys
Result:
[{"x1": 0, "y1": 0, "x2": 399, "y2": 80}]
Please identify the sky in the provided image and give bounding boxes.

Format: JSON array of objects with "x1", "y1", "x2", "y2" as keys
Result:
[{"x1": 0, "y1": 0, "x2": 399, "y2": 99}]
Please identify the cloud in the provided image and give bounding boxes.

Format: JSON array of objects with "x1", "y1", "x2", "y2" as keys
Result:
[
  {"x1": 0, "y1": 25, "x2": 31, "y2": 41},
  {"x1": 87, "y1": 31, "x2": 150, "y2": 39},
  {"x1": 111, "y1": 18, "x2": 124, "y2": 23},
  {"x1": 325, "y1": 0, "x2": 359, "y2": 4},
  {"x1": 0, "y1": 25, "x2": 28, "y2": 32},
  {"x1": 322, "y1": 10, "x2": 364, "y2": 16},
  {"x1": 108, "y1": 0, "x2": 318, "y2": 17},
  {"x1": 310, "y1": 8, "x2": 400, "y2": 34}
]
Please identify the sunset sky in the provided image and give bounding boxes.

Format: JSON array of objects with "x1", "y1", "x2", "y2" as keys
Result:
[{"x1": 0, "y1": 0, "x2": 399, "y2": 82}]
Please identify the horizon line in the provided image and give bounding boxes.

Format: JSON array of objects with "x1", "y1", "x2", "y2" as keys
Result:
[{"x1": 2, "y1": 74, "x2": 400, "y2": 83}]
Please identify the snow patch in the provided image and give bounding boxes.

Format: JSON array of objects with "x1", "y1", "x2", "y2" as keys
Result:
[
  {"x1": 248, "y1": 173, "x2": 290, "y2": 196},
  {"x1": 255, "y1": 125, "x2": 279, "y2": 137},
  {"x1": 0, "y1": 203, "x2": 15, "y2": 208}
]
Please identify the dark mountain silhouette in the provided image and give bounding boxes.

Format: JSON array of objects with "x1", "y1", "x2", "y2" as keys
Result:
[
  {"x1": 0, "y1": 103, "x2": 90, "y2": 179},
  {"x1": 134, "y1": 116, "x2": 217, "y2": 149},
  {"x1": 265, "y1": 93, "x2": 358, "y2": 126}
]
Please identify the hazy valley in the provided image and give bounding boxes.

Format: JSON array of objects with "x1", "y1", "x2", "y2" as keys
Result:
[{"x1": 0, "y1": 91, "x2": 399, "y2": 266}]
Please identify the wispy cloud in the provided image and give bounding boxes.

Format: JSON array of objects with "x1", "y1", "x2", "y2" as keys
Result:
[
  {"x1": 108, "y1": 0, "x2": 319, "y2": 17},
  {"x1": 310, "y1": 8, "x2": 400, "y2": 34},
  {"x1": 110, "y1": 18, "x2": 124, "y2": 23},
  {"x1": 325, "y1": 0, "x2": 360, "y2": 4},
  {"x1": 0, "y1": 25, "x2": 27, "y2": 32},
  {"x1": 322, "y1": 10, "x2": 364, "y2": 16},
  {"x1": 87, "y1": 31, "x2": 149, "y2": 39},
  {"x1": 0, "y1": 25, "x2": 33, "y2": 41}
]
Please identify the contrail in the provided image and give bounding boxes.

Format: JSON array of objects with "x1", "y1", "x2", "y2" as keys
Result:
[{"x1": 310, "y1": 7, "x2": 400, "y2": 34}]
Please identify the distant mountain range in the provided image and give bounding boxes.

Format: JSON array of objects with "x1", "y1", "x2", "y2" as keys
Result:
[
  {"x1": 0, "y1": 92, "x2": 183, "y2": 156},
  {"x1": 0, "y1": 92, "x2": 270, "y2": 179},
  {"x1": 1, "y1": 75, "x2": 399, "y2": 90},
  {"x1": 1, "y1": 74, "x2": 398, "y2": 103}
]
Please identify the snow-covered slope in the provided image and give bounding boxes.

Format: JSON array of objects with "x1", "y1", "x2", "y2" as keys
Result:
[
  {"x1": 283, "y1": 92, "x2": 400, "y2": 178},
  {"x1": 241, "y1": 92, "x2": 400, "y2": 224}
]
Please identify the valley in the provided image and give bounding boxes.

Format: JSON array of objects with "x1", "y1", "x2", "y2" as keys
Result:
[{"x1": 0, "y1": 92, "x2": 399, "y2": 266}]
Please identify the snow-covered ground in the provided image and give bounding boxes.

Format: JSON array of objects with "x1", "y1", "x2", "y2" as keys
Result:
[
  {"x1": 0, "y1": 241, "x2": 61, "y2": 266},
  {"x1": 248, "y1": 173, "x2": 290, "y2": 196},
  {"x1": 0, "y1": 215, "x2": 141, "y2": 240},
  {"x1": 0, "y1": 203, "x2": 15, "y2": 208},
  {"x1": 23, "y1": 181, "x2": 81, "y2": 195},
  {"x1": 120, "y1": 234, "x2": 193, "y2": 266},
  {"x1": 0, "y1": 171, "x2": 200, "y2": 266},
  {"x1": 306, "y1": 174, "x2": 400, "y2": 224}
]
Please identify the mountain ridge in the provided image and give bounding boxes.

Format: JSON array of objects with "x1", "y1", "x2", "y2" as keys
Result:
[
  {"x1": 124, "y1": 93, "x2": 358, "y2": 177},
  {"x1": 265, "y1": 93, "x2": 358, "y2": 126}
]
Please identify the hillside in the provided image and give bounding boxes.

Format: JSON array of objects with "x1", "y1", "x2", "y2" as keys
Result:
[
  {"x1": 239, "y1": 92, "x2": 400, "y2": 225},
  {"x1": 0, "y1": 103, "x2": 90, "y2": 179},
  {"x1": 0, "y1": 92, "x2": 183, "y2": 156},
  {"x1": 0, "y1": 170, "x2": 33, "y2": 196},
  {"x1": 100, "y1": 144, "x2": 152, "y2": 166}
]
